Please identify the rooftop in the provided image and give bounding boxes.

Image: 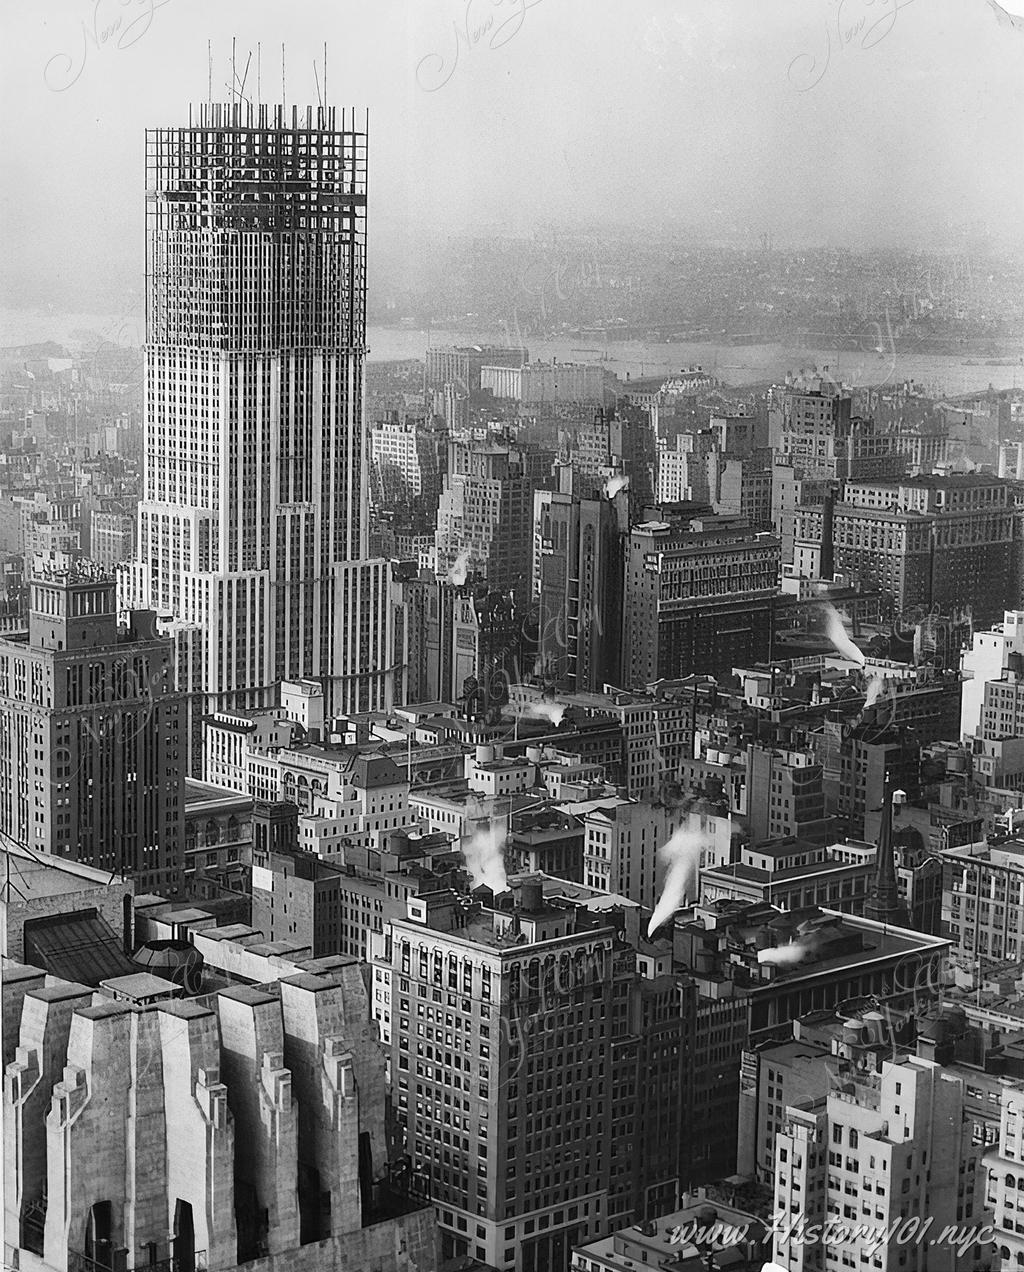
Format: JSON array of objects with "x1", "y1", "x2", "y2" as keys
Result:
[
  {"x1": 23, "y1": 911, "x2": 136, "y2": 987},
  {"x1": 1, "y1": 842, "x2": 132, "y2": 899},
  {"x1": 99, "y1": 972, "x2": 181, "y2": 1002},
  {"x1": 183, "y1": 778, "x2": 252, "y2": 814}
]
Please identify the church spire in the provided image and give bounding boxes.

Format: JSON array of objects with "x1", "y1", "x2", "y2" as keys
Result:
[{"x1": 866, "y1": 771, "x2": 909, "y2": 927}]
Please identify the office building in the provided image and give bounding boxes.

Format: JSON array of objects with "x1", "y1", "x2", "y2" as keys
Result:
[
  {"x1": 19, "y1": 494, "x2": 82, "y2": 564},
  {"x1": 131, "y1": 101, "x2": 391, "y2": 721},
  {"x1": 182, "y1": 777, "x2": 253, "y2": 898},
  {"x1": 700, "y1": 839, "x2": 874, "y2": 914},
  {"x1": 584, "y1": 798, "x2": 731, "y2": 910},
  {"x1": 657, "y1": 432, "x2": 716, "y2": 505},
  {"x1": 435, "y1": 439, "x2": 551, "y2": 602},
  {"x1": 89, "y1": 506, "x2": 135, "y2": 571},
  {"x1": 940, "y1": 839, "x2": 1024, "y2": 966},
  {"x1": 481, "y1": 361, "x2": 607, "y2": 407},
  {"x1": 369, "y1": 414, "x2": 448, "y2": 532},
  {"x1": 675, "y1": 902, "x2": 951, "y2": 1182},
  {"x1": 251, "y1": 840, "x2": 399, "y2": 961},
  {"x1": 621, "y1": 513, "x2": 780, "y2": 685},
  {"x1": 204, "y1": 711, "x2": 414, "y2": 858},
  {"x1": 984, "y1": 1085, "x2": 1024, "y2": 1270},
  {"x1": 772, "y1": 1055, "x2": 992, "y2": 1272},
  {"x1": 375, "y1": 882, "x2": 695, "y2": 1271},
  {"x1": 0, "y1": 562, "x2": 183, "y2": 893},
  {"x1": 570, "y1": 406, "x2": 657, "y2": 513},
  {"x1": 961, "y1": 612, "x2": 1024, "y2": 741},
  {"x1": 426, "y1": 345, "x2": 528, "y2": 395},
  {"x1": 794, "y1": 475, "x2": 1015, "y2": 623},
  {"x1": 837, "y1": 722, "x2": 920, "y2": 839},
  {"x1": 533, "y1": 479, "x2": 627, "y2": 691},
  {"x1": 745, "y1": 743, "x2": 829, "y2": 844}
]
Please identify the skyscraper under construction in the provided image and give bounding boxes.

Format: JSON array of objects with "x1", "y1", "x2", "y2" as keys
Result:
[{"x1": 132, "y1": 100, "x2": 391, "y2": 735}]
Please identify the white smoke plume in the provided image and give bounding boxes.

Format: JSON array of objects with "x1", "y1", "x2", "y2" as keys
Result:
[
  {"x1": 822, "y1": 604, "x2": 865, "y2": 666},
  {"x1": 462, "y1": 822, "x2": 509, "y2": 894},
  {"x1": 646, "y1": 817, "x2": 704, "y2": 937},
  {"x1": 864, "y1": 673, "x2": 885, "y2": 709},
  {"x1": 447, "y1": 547, "x2": 471, "y2": 586},
  {"x1": 757, "y1": 940, "x2": 808, "y2": 967},
  {"x1": 823, "y1": 604, "x2": 891, "y2": 715},
  {"x1": 605, "y1": 474, "x2": 630, "y2": 499},
  {"x1": 520, "y1": 701, "x2": 566, "y2": 727}
]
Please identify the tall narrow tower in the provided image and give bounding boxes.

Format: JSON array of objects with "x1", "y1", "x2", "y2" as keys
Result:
[
  {"x1": 865, "y1": 774, "x2": 910, "y2": 928},
  {"x1": 133, "y1": 100, "x2": 390, "y2": 731}
]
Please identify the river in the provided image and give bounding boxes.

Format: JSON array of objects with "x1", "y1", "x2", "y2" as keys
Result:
[
  {"x1": 367, "y1": 325, "x2": 1024, "y2": 398},
  {"x1": 3, "y1": 308, "x2": 1021, "y2": 398}
]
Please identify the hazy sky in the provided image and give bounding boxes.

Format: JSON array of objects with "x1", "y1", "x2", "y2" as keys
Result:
[{"x1": 2, "y1": 0, "x2": 1023, "y2": 315}]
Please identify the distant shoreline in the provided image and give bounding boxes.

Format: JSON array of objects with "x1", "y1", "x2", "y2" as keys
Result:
[{"x1": 3, "y1": 309, "x2": 1021, "y2": 397}]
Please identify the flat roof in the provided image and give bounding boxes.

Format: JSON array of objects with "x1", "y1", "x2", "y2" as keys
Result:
[
  {"x1": 100, "y1": 972, "x2": 179, "y2": 999},
  {"x1": 574, "y1": 1195, "x2": 765, "y2": 1266},
  {"x1": 1, "y1": 958, "x2": 48, "y2": 986},
  {"x1": 183, "y1": 778, "x2": 253, "y2": 813},
  {"x1": 1, "y1": 844, "x2": 131, "y2": 898},
  {"x1": 705, "y1": 859, "x2": 869, "y2": 885},
  {"x1": 847, "y1": 473, "x2": 1006, "y2": 489},
  {"x1": 755, "y1": 910, "x2": 949, "y2": 987}
]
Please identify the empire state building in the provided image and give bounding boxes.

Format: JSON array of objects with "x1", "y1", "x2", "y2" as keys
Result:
[{"x1": 132, "y1": 100, "x2": 391, "y2": 738}]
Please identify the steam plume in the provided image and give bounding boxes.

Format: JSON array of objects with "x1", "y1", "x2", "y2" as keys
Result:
[
  {"x1": 520, "y1": 701, "x2": 566, "y2": 726},
  {"x1": 447, "y1": 547, "x2": 471, "y2": 586},
  {"x1": 646, "y1": 816, "x2": 703, "y2": 937},
  {"x1": 605, "y1": 474, "x2": 630, "y2": 499},
  {"x1": 822, "y1": 604, "x2": 865, "y2": 666},
  {"x1": 757, "y1": 940, "x2": 808, "y2": 967},
  {"x1": 462, "y1": 822, "x2": 509, "y2": 894},
  {"x1": 864, "y1": 673, "x2": 885, "y2": 709}
]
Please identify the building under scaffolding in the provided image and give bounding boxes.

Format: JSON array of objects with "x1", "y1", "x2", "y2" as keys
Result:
[{"x1": 129, "y1": 99, "x2": 393, "y2": 734}]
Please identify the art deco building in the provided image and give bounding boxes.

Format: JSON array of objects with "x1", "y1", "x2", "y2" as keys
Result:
[
  {"x1": 0, "y1": 562, "x2": 183, "y2": 893},
  {"x1": 131, "y1": 101, "x2": 391, "y2": 725},
  {"x1": 533, "y1": 477, "x2": 627, "y2": 692},
  {"x1": 3, "y1": 953, "x2": 439, "y2": 1272}
]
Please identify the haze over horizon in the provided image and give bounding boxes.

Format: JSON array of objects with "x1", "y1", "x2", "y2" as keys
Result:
[{"x1": 2, "y1": 0, "x2": 1023, "y2": 319}]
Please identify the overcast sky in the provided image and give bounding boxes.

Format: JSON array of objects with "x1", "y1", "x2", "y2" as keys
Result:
[{"x1": 2, "y1": 0, "x2": 1023, "y2": 315}]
